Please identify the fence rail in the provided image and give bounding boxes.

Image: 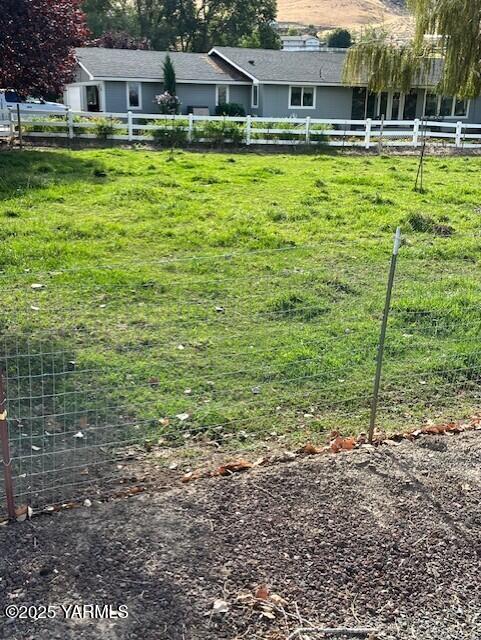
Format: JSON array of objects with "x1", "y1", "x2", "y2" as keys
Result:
[{"x1": 4, "y1": 108, "x2": 481, "y2": 149}]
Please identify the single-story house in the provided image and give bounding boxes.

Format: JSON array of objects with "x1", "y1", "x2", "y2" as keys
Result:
[
  {"x1": 281, "y1": 35, "x2": 322, "y2": 51},
  {"x1": 64, "y1": 46, "x2": 481, "y2": 124}
]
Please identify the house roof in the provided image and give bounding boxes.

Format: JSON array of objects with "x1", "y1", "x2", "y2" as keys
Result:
[
  {"x1": 281, "y1": 35, "x2": 320, "y2": 42},
  {"x1": 213, "y1": 47, "x2": 444, "y2": 87},
  {"x1": 211, "y1": 47, "x2": 347, "y2": 84},
  {"x1": 76, "y1": 46, "x2": 443, "y2": 89},
  {"x1": 75, "y1": 48, "x2": 246, "y2": 82}
]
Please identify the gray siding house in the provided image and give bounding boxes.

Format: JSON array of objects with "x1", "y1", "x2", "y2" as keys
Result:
[{"x1": 65, "y1": 46, "x2": 481, "y2": 124}]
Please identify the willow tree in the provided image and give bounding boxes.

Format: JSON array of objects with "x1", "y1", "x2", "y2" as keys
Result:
[{"x1": 343, "y1": 0, "x2": 481, "y2": 99}]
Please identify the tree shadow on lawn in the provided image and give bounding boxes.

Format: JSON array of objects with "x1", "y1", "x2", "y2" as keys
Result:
[{"x1": 0, "y1": 149, "x2": 108, "y2": 203}]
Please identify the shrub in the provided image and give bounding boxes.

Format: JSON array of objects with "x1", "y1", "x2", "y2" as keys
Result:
[
  {"x1": 215, "y1": 103, "x2": 246, "y2": 117},
  {"x1": 22, "y1": 116, "x2": 66, "y2": 134},
  {"x1": 194, "y1": 121, "x2": 244, "y2": 146},
  {"x1": 93, "y1": 117, "x2": 117, "y2": 139},
  {"x1": 155, "y1": 92, "x2": 181, "y2": 115},
  {"x1": 151, "y1": 121, "x2": 188, "y2": 147}
]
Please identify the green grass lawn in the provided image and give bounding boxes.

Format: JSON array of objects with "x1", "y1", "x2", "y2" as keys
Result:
[{"x1": 1, "y1": 147, "x2": 481, "y2": 496}]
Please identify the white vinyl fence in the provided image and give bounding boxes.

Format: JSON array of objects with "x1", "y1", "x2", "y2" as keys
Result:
[{"x1": 4, "y1": 108, "x2": 481, "y2": 149}]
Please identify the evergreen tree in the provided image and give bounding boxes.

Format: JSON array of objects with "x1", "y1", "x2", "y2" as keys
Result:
[
  {"x1": 327, "y1": 28, "x2": 352, "y2": 48},
  {"x1": 163, "y1": 54, "x2": 176, "y2": 94}
]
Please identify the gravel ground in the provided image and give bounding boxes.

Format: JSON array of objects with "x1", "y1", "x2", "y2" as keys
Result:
[{"x1": 0, "y1": 431, "x2": 480, "y2": 640}]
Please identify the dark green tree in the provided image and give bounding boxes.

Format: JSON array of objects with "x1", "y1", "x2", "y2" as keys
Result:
[
  {"x1": 82, "y1": 0, "x2": 136, "y2": 37},
  {"x1": 240, "y1": 22, "x2": 281, "y2": 50},
  {"x1": 163, "y1": 54, "x2": 176, "y2": 93},
  {"x1": 327, "y1": 28, "x2": 352, "y2": 48},
  {"x1": 83, "y1": 0, "x2": 280, "y2": 52},
  {"x1": 189, "y1": 0, "x2": 278, "y2": 52}
]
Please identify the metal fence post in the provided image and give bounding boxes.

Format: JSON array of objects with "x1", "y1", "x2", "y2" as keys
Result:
[
  {"x1": 368, "y1": 227, "x2": 402, "y2": 444},
  {"x1": 305, "y1": 116, "x2": 311, "y2": 145},
  {"x1": 0, "y1": 372, "x2": 15, "y2": 519}
]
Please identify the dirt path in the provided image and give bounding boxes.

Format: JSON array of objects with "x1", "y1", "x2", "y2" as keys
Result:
[{"x1": 1, "y1": 431, "x2": 480, "y2": 640}]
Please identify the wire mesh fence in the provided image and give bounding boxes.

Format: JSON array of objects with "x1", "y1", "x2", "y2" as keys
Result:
[{"x1": 0, "y1": 233, "x2": 480, "y2": 517}]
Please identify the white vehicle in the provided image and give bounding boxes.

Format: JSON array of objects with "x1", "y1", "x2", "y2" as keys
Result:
[{"x1": 0, "y1": 90, "x2": 67, "y2": 119}]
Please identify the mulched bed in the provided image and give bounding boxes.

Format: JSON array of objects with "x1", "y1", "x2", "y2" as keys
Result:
[{"x1": 0, "y1": 430, "x2": 480, "y2": 640}]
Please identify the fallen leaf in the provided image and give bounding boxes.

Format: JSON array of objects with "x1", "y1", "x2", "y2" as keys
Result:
[
  {"x1": 299, "y1": 443, "x2": 326, "y2": 455},
  {"x1": 255, "y1": 584, "x2": 269, "y2": 601},
  {"x1": 215, "y1": 459, "x2": 252, "y2": 476},
  {"x1": 330, "y1": 436, "x2": 357, "y2": 454}
]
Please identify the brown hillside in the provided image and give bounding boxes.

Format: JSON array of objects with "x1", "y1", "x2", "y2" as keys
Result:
[{"x1": 277, "y1": 0, "x2": 411, "y2": 31}]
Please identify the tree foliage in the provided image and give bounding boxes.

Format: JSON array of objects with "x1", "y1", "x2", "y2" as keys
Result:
[
  {"x1": 343, "y1": 0, "x2": 481, "y2": 98},
  {"x1": 163, "y1": 54, "x2": 177, "y2": 94},
  {"x1": 1, "y1": 0, "x2": 88, "y2": 97},
  {"x1": 327, "y1": 28, "x2": 352, "y2": 48},
  {"x1": 82, "y1": 0, "x2": 136, "y2": 37},
  {"x1": 83, "y1": 0, "x2": 279, "y2": 52},
  {"x1": 88, "y1": 30, "x2": 151, "y2": 48}
]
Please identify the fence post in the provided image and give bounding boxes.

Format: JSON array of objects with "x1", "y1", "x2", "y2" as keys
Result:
[
  {"x1": 364, "y1": 118, "x2": 372, "y2": 149},
  {"x1": 8, "y1": 109, "x2": 15, "y2": 142},
  {"x1": 188, "y1": 113, "x2": 194, "y2": 143},
  {"x1": 16, "y1": 104, "x2": 23, "y2": 150},
  {"x1": 67, "y1": 109, "x2": 74, "y2": 139},
  {"x1": 246, "y1": 115, "x2": 252, "y2": 146},
  {"x1": 305, "y1": 116, "x2": 311, "y2": 145},
  {"x1": 413, "y1": 118, "x2": 420, "y2": 147},
  {"x1": 368, "y1": 227, "x2": 402, "y2": 444},
  {"x1": 455, "y1": 121, "x2": 463, "y2": 148},
  {"x1": 0, "y1": 372, "x2": 15, "y2": 520},
  {"x1": 127, "y1": 111, "x2": 133, "y2": 142}
]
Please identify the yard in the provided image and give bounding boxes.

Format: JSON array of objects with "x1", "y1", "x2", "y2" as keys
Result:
[
  {"x1": 1, "y1": 148, "x2": 481, "y2": 640},
  {"x1": 1, "y1": 148, "x2": 481, "y2": 508}
]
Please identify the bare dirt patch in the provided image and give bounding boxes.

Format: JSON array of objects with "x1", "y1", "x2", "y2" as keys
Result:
[{"x1": 0, "y1": 431, "x2": 480, "y2": 639}]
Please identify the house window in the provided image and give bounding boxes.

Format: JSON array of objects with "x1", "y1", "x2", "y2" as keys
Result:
[
  {"x1": 352, "y1": 89, "x2": 419, "y2": 121},
  {"x1": 289, "y1": 86, "x2": 316, "y2": 109},
  {"x1": 424, "y1": 92, "x2": 438, "y2": 117},
  {"x1": 403, "y1": 90, "x2": 418, "y2": 119},
  {"x1": 424, "y1": 94, "x2": 470, "y2": 118},
  {"x1": 251, "y1": 84, "x2": 259, "y2": 108},
  {"x1": 439, "y1": 96, "x2": 452, "y2": 117},
  {"x1": 216, "y1": 85, "x2": 229, "y2": 106},
  {"x1": 127, "y1": 82, "x2": 142, "y2": 110},
  {"x1": 454, "y1": 98, "x2": 468, "y2": 117}
]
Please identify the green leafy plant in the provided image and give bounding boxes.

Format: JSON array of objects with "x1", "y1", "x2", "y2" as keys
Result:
[
  {"x1": 195, "y1": 121, "x2": 244, "y2": 146},
  {"x1": 215, "y1": 103, "x2": 246, "y2": 117},
  {"x1": 151, "y1": 121, "x2": 188, "y2": 147},
  {"x1": 93, "y1": 117, "x2": 117, "y2": 140}
]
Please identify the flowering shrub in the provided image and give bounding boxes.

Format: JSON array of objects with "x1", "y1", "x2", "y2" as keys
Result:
[{"x1": 154, "y1": 92, "x2": 181, "y2": 115}]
